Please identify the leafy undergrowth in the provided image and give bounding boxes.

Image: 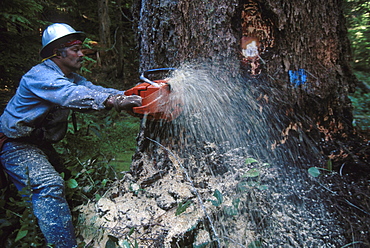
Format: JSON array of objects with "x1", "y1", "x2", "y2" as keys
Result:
[
  {"x1": 58, "y1": 110, "x2": 140, "y2": 173},
  {"x1": 0, "y1": 111, "x2": 141, "y2": 247},
  {"x1": 349, "y1": 71, "x2": 370, "y2": 135}
]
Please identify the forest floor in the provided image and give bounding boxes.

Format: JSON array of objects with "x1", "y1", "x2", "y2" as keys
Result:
[
  {"x1": 321, "y1": 132, "x2": 370, "y2": 247},
  {"x1": 77, "y1": 132, "x2": 370, "y2": 247}
]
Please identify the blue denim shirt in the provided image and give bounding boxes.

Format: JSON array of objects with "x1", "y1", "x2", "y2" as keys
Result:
[{"x1": 0, "y1": 59, "x2": 124, "y2": 141}]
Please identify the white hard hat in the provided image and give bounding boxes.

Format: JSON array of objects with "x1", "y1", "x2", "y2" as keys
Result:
[{"x1": 40, "y1": 23, "x2": 85, "y2": 58}]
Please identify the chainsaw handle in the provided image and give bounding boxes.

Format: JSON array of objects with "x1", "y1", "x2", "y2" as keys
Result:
[{"x1": 140, "y1": 68, "x2": 177, "y2": 87}]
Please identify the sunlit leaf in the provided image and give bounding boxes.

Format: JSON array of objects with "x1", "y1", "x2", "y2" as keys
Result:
[
  {"x1": 101, "y1": 179, "x2": 108, "y2": 187},
  {"x1": 128, "y1": 227, "x2": 135, "y2": 236},
  {"x1": 209, "y1": 189, "x2": 223, "y2": 207},
  {"x1": 121, "y1": 240, "x2": 131, "y2": 248},
  {"x1": 245, "y1": 158, "x2": 258, "y2": 164},
  {"x1": 15, "y1": 229, "x2": 28, "y2": 242},
  {"x1": 308, "y1": 167, "x2": 321, "y2": 177},
  {"x1": 176, "y1": 200, "x2": 192, "y2": 216},
  {"x1": 66, "y1": 178, "x2": 78, "y2": 188}
]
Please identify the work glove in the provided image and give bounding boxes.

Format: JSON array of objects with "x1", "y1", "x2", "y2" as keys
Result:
[{"x1": 105, "y1": 94, "x2": 142, "y2": 113}]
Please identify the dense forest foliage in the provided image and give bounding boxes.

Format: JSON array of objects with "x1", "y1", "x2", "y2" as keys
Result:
[
  {"x1": 0, "y1": 0, "x2": 138, "y2": 91},
  {"x1": 343, "y1": 0, "x2": 370, "y2": 131}
]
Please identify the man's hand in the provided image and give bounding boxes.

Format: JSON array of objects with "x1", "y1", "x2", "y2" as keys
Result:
[{"x1": 105, "y1": 95, "x2": 142, "y2": 113}]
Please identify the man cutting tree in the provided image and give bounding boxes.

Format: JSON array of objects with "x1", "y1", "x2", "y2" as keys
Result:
[{"x1": 0, "y1": 23, "x2": 141, "y2": 247}]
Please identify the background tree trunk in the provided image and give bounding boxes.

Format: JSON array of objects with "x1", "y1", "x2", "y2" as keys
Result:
[
  {"x1": 98, "y1": 0, "x2": 111, "y2": 47},
  {"x1": 116, "y1": 0, "x2": 124, "y2": 78}
]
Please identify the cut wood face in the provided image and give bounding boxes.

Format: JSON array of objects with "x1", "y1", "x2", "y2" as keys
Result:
[{"x1": 240, "y1": 0, "x2": 274, "y2": 76}]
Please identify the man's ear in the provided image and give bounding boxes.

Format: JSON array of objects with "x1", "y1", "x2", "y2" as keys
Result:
[{"x1": 53, "y1": 48, "x2": 61, "y2": 57}]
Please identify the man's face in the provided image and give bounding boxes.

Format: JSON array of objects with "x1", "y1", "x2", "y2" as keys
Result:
[{"x1": 57, "y1": 44, "x2": 84, "y2": 73}]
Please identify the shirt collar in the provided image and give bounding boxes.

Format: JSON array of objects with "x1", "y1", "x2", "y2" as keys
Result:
[
  {"x1": 43, "y1": 59, "x2": 77, "y2": 81},
  {"x1": 43, "y1": 59, "x2": 65, "y2": 76}
]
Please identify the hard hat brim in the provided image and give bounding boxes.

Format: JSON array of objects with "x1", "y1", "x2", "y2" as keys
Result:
[{"x1": 40, "y1": 32, "x2": 86, "y2": 59}]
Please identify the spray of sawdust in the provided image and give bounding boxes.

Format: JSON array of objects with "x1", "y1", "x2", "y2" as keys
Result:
[
  {"x1": 145, "y1": 63, "x2": 347, "y2": 247},
  {"x1": 157, "y1": 63, "x2": 274, "y2": 154}
]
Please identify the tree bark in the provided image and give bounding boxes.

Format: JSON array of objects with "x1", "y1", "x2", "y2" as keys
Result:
[
  {"x1": 116, "y1": 0, "x2": 124, "y2": 78},
  {"x1": 133, "y1": 0, "x2": 356, "y2": 139},
  {"x1": 98, "y1": 0, "x2": 111, "y2": 47}
]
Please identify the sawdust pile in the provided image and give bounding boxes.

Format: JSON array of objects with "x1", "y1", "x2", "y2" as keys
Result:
[{"x1": 77, "y1": 142, "x2": 347, "y2": 247}]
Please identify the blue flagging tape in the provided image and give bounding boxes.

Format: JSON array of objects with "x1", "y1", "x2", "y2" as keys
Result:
[{"x1": 289, "y1": 69, "x2": 307, "y2": 87}]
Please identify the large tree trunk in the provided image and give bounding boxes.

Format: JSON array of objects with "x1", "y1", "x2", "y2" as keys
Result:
[
  {"x1": 79, "y1": 1, "x2": 370, "y2": 247},
  {"x1": 133, "y1": 0, "x2": 356, "y2": 141}
]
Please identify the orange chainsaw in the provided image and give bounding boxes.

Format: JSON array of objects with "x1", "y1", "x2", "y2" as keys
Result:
[{"x1": 124, "y1": 68, "x2": 181, "y2": 121}]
